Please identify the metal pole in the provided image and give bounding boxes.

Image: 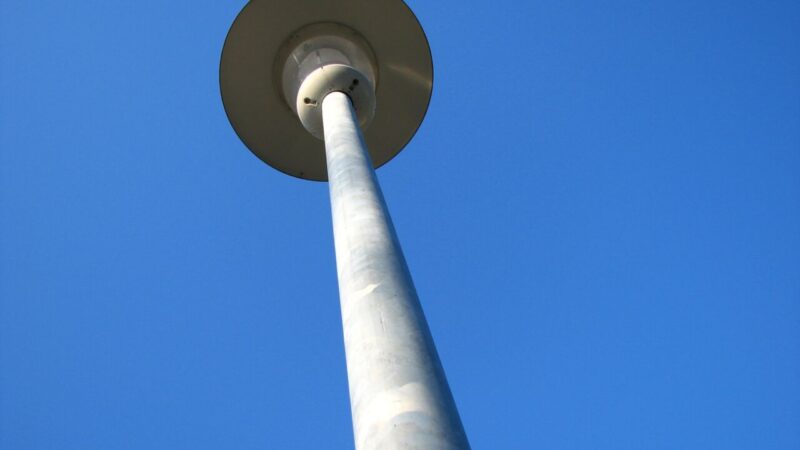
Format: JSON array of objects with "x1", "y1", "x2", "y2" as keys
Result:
[{"x1": 322, "y1": 91, "x2": 470, "y2": 450}]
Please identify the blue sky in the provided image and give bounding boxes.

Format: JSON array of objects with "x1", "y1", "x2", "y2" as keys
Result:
[{"x1": 1, "y1": 0, "x2": 798, "y2": 448}]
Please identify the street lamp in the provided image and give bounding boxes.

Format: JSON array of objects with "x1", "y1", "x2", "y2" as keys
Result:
[{"x1": 220, "y1": 1, "x2": 470, "y2": 448}]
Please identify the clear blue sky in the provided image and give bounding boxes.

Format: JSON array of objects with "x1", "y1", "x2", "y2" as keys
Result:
[{"x1": 2, "y1": 1, "x2": 798, "y2": 448}]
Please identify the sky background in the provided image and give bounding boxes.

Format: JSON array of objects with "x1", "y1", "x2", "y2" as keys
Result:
[{"x1": 1, "y1": 0, "x2": 799, "y2": 449}]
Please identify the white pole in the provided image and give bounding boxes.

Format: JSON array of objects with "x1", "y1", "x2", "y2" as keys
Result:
[{"x1": 322, "y1": 91, "x2": 470, "y2": 450}]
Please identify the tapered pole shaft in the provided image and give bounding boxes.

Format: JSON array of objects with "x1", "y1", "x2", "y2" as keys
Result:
[{"x1": 322, "y1": 91, "x2": 470, "y2": 450}]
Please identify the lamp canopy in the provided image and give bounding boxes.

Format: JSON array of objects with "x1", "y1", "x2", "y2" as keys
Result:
[{"x1": 220, "y1": 0, "x2": 434, "y2": 181}]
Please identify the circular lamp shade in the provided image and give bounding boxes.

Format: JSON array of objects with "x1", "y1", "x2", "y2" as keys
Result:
[{"x1": 220, "y1": 0, "x2": 434, "y2": 181}]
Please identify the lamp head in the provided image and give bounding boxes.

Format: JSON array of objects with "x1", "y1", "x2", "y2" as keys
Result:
[{"x1": 220, "y1": 0, "x2": 433, "y2": 181}]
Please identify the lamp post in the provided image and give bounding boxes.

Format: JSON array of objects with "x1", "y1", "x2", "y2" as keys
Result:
[{"x1": 220, "y1": 2, "x2": 470, "y2": 448}]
